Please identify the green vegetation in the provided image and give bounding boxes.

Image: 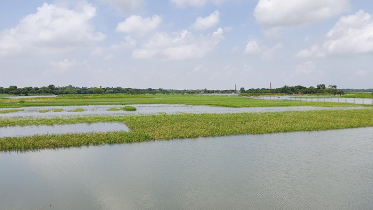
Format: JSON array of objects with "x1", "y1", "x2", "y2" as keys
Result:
[
  {"x1": 108, "y1": 106, "x2": 137, "y2": 111},
  {"x1": 122, "y1": 106, "x2": 136, "y2": 111},
  {"x1": 0, "y1": 94, "x2": 364, "y2": 109},
  {"x1": 39, "y1": 110, "x2": 50, "y2": 113},
  {"x1": 68, "y1": 108, "x2": 85, "y2": 112},
  {"x1": 341, "y1": 92, "x2": 373, "y2": 98},
  {"x1": 1, "y1": 108, "x2": 373, "y2": 152},
  {"x1": 0, "y1": 109, "x2": 24, "y2": 114},
  {"x1": 54, "y1": 109, "x2": 63, "y2": 112}
]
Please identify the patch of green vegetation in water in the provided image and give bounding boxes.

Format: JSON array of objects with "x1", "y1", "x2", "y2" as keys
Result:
[
  {"x1": 39, "y1": 110, "x2": 50, "y2": 113},
  {"x1": 0, "y1": 109, "x2": 24, "y2": 114},
  {"x1": 54, "y1": 109, "x2": 63, "y2": 112},
  {"x1": 68, "y1": 108, "x2": 85, "y2": 112},
  {"x1": 1, "y1": 108, "x2": 373, "y2": 152}
]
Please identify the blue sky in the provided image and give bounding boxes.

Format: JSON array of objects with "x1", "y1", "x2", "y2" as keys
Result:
[{"x1": 1, "y1": 0, "x2": 372, "y2": 89}]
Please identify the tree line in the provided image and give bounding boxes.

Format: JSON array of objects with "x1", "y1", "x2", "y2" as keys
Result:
[
  {"x1": 240, "y1": 84, "x2": 345, "y2": 96},
  {"x1": 0, "y1": 84, "x2": 347, "y2": 96},
  {"x1": 0, "y1": 85, "x2": 237, "y2": 95}
]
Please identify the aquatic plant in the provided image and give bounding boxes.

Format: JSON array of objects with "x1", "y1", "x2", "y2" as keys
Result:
[
  {"x1": 121, "y1": 106, "x2": 136, "y2": 111},
  {"x1": 1, "y1": 108, "x2": 373, "y2": 152},
  {"x1": 0, "y1": 109, "x2": 24, "y2": 114},
  {"x1": 54, "y1": 109, "x2": 63, "y2": 112},
  {"x1": 39, "y1": 110, "x2": 50, "y2": 113},
  {"x1": 68, "y1": 108, "x2": 84, "y2": 112}
]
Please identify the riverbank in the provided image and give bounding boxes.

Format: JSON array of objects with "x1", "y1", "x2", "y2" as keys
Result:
[{"x1": 1, "y1": 108, "x2": 373, "y2": 152}]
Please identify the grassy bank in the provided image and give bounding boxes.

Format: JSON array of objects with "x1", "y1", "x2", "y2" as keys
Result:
[
  {"x1": 1, "y1": 108, "x2": 373, "y2": 152},
  {"x1": 342, "y1": 92, "x2": 373, "y2": 98},
  {"x1": 0, "y1": 94, "x2": 366, "y2": 108}
]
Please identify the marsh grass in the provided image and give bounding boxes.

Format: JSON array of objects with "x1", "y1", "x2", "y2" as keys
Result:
[
  {"x1": 54, "y1": 109, "x2": 63, "y2": 112},
  {"x1": 1, "y1": 108, "x2": 373, "y2": 151},
  {"x1": 68, "y1": 108, "x2": 84, "y2": 112},
  {"x1": 0, "y1": 109, "x2": 24, "y2": 114},
  {"x1": 39, "y1": 110, "x2": 50, "y2": 113},
  {"x1": 0, "y1": 94, "x2": 367, "y2": 109},
  {"x1": 342, "y1": 92, "x2": 373, "y2": 98},
  {"x1": 108, "y1": 107, "x2": 120, "y2": 111},
  {"x1": 122, "y1": 106, "x2": 136, "y2": 111}
]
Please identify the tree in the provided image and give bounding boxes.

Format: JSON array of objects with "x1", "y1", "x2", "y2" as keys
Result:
[
  {"x1": 93, "y1": 88, "x2": 104, "y2": 94},
  {"x1": 239, "y1": 87, "x2": 245, "y2": 93}
]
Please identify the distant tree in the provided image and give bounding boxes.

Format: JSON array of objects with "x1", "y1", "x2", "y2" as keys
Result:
[
  {"x1": 93, "y1": 88, "x2": 104, "y2": 94},
  {"x1": 317, "y1": 84, "x2": 326, "y2": 90},
  {"x1": 239, "y1": 87, "x2": 245, "y2": 93}
]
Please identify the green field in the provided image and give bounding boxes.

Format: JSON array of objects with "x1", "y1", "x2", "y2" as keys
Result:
[
  {"x1": 342, "y1": 92, "x2": 373, "y2": 98},
  {"x1": 0, "y1": 94, "x2": 366, "y2": 108},
  {"x1": 1, "y1": 108, "x2": 373, "y2": 152}
]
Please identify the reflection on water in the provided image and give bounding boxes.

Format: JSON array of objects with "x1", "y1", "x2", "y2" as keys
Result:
[
  {"x1": 0, "y1": 104, "x2": 363, "y2": 118},
  {"x1": 1, "y1": 127, "x2": 373, "y2": 209},
  {"x1": 0, "y1": 123, "x2": 129, "y2": 138}
]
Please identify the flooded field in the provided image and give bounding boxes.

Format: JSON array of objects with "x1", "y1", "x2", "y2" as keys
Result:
[
  {"x1": 0, "y1": 122, "x2": 129, "y2": 138},
  {"x1": 0, "y1": 104, "x2": 363, "y2": 118},
  {"x1": 1, "y1": 127, "x2": 372, "y2": 209}
]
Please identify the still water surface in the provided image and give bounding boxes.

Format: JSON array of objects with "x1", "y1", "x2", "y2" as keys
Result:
[
  {"x1": 0, "y1": 123, "x2": 129, "y2": 138},
  {"x1": 1, "y1": 127, "x2": 373, "y2": 209}
]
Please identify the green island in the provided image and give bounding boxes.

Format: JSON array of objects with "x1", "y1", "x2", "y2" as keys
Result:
[{"x1": 1, "y1": 94, "x2": 372, "y2": 152}]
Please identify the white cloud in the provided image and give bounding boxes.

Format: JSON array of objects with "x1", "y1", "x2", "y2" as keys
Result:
[
  {"x1": 254, "y1": 0, "x2": 350, "y2": 32},
  {"x1": 356, "y1": 70, "x2": 367, "y2": 77},
  {"x1": 244, "y1": 40, "x2": 282, "y2": 60},
  {"x1": 323, "y1": 10, "x2": 373, "y2": 55},
  {"x1": 170, "y1": 0, "x2": 225, "y2": 7},
  {"x1": 116, "y1": 15, "x2": 162, "y2": 35},
  {"x1": 98, "y1": 0, "x2": 144, "y2": 13},
  {"x1": 47, "y1": 59, "x2": 88, "y2": 74},
  {"x1": 0, "y1": 3, "x2": 105, "y2": 56},
  {"x1": 192, "y1": 11, "x2": 220, "y2": 31},
  {"x1": 295, "y1": 45, "x2": 319, "y2": 57},
  {"x1": 132, "y1": 28, "x2": 224, "y2": 60},
  {"x1": 297, "y1": 10, "x2": 373, "y2": 57}
]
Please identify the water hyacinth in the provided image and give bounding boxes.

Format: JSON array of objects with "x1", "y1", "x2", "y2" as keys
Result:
[{"x1": 1, "y1": 109, "x2": 373, "y2": 152}]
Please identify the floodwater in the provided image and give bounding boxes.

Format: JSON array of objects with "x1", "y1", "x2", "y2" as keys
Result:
[
  {"x1": 0, "y1": 104, "x2": 363, "y2": 118},
  {"x1": 0, "y1": 123, "x2": 129, "y2": 138},
  {"x1": 1, "y1": 127, "x2": 373, "y2": 209},
  {"x1": 5, "y1": 95, "x2": 57, "y2": 99},
  {"x1": 260, "y1": 96, "x2": 373, "y2": 105}
]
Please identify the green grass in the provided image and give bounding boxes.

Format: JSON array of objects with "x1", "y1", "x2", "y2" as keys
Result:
[
  {"x1": 54, "y1": 109, "x2": 63, "y2": 112},
  {"x1": 39, "y1": 110, "x2": 49, "y2": 113},
  {"x1": 0, "y1": 109, "x2": 24, "y2": 114},
  {"x1": 108, "y1": 106, "x2": 136, "y2": 111},
  {"x1": 342, "y1": 92, "x2": 373, "y2": 98},
  {"x1": 121, "y1": 106, "x2": 136, "y2": 111},
  {"x1": 68, "y1": 108, "x2": 85, "y2": 112},
  {"x1": 0, "y1": 94, "x2": 366, "y2": 109},
  {"x1": 1, "y1": 108, "x2": 373, "y2": 152}
]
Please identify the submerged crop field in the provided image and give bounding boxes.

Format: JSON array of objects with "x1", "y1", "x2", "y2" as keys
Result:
[
  {"x1": 0, "y1": 94, "x2": 367, "y2": 108},
  {"x1": 1, "y1": 108, "x2": 373, "y2": 152}
]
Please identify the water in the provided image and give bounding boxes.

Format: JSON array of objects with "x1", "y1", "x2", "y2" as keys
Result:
[
  {"x1": 5, "y1": 95, "x2": 57, "y2": 99},
  {"x1": 0, "y1": 104, "x2": 363, "y2": 118},
  {"x1": 1, "y1": 127, "x2": 373, "y2": 209},
  {"x1": 0, "y1": 123, "x2": 129, "y2": 138}
]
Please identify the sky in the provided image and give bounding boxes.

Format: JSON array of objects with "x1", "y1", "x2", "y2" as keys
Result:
[{"x1": 0, "y1": 0, "x2": 372, "y2": 90}]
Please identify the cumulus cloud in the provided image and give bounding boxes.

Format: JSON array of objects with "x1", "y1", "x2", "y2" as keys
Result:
[
  {"x1": 0, "y1": 3, "x2": 105, "y2": 56},
  {"x1": 254, "y1": 0, "x2": 350, "y2": 32},
  {"x1": 132, "y1": 28, "x2": 224, "y2": 60},
  {"x1": 170, "y1": 0, "x2": 225, "y2": 8},
  {"x1": 47, "y1": 59, "x2": 88, "y2": 74},
  {"x1": 244, "y1": 40, "x2": 282, "y2": 60},
  {"x1": 323, "y1": 10, "x2": 373, "y2": 55},
  {"x1": 116, "y1": 15, "x2": 162, "y2": 35},
  {"x1": 98, "y1": 0, "x2": 144, "y2": 13},
  {"x1": 192, "y1": 11, "x2": 220, "y2": 31},
  {"x1": 296, "y1": 10, "x2": 373, "y2": 57}
]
